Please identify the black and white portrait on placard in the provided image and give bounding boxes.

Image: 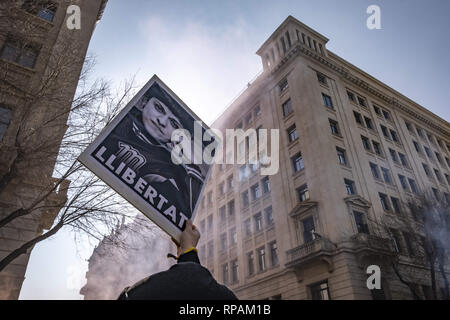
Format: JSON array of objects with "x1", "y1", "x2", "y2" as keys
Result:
[{"x1": 78, "y1": 76, "x2": 214, "y2": 240}]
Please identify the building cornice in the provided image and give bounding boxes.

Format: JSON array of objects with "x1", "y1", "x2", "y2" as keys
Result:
[{"x1": 272, "y1": 42, "x2": 450, "y2": 138}]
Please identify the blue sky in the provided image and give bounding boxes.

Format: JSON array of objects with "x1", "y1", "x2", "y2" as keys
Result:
[{"x1": 20, "y1": 0, "x2": 449, "y2": 299}]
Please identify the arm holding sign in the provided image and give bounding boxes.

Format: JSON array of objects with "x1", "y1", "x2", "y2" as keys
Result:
[{"x1": 117, "y1": 220, "x2": 238, "y2": 300}]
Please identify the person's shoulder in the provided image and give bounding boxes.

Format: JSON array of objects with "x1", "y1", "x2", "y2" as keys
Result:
[{"x1": 117, "y1": 270, "x2": 170, "y2": 300}]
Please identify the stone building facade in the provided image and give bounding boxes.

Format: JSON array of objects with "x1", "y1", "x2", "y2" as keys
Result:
[
  {"x1": 0, "y1": 0, "x2": 107, "y2": 299},
  {"x1": 194, "y1": 16, "x2": 450, "y2": 300}
]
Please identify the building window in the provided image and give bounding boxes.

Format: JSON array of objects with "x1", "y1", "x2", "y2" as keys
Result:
[
  {"x1": 381, "y1": 167, "x2": 392, "y2": 184},
  {"x1": 254, "y1": 105, "x2": 261, "y2": 117},
  {"x1": 22, "y1": 1, "x2": 57, "y2": 22},
  {"x1": 317, "y1": 72, "x2": 327, "y2": 86},
  {"x1": 0, "y1": 38, "x2": 40, "y2": 69},
  {"x1": 285, "y1": 31, "x2": 292, "y2": 47},
  {"x1": 257, "y1": 247, "x2": 266, "y2": 272},
  {"x1": 390, "y1": 229, "x2": 402, "y2": 254},
  {"x1": 0, "y1": 107, "x2": 12, "y2": 142},
  {"x1": 389, "y1": 149, "x2": 399, "y2": 163},
  {"x1": 254, "y1": 212, "x2": 263, "y2": 232},
  {"x1": 354, "y1": 111, "x2": 363, "y2": 125},
  {"x1": 227, "y1": 175, "x2": 234, "y2": 190},
  {"x1": 329, "y1": 119, "x2": 340, "y2": 135},
  {"x1": 251, "y1": 183, "x2": 261, "y2": 201},
  {"x1": 265, "y1": 206, "x2": 274, "y2": 226},
  {"x1": 287, "y1": 125, "x2": 298, "y2": 142},
  {"x1": 282, "y1": 99, "x2": 293, "y2": 117},
  {"x1": 219, "y1": 182, "x2": 225, "y2": 196},
  {"x1": 416, "y1": 127, "x2": 424, "y2": 138},
  {"x1": 245, "y1": 113, "x2": 252, "y2": 126},
  {"x1": 390, "y1": 130, "x2": 399, "y2": 143},
  {"x1": 310, "y1": 281, "x2": 331, "y2": 300},
  {"x1": 242, "y1": 191, "x2": 249, "y2": 207},
  {"x1": 357, "y1": 96, "x2": 367, "y2": 108},
  {"x1": 435, "y1": 152, "x2": 443, "y2": 165},
  {"x1": 207, "y1": 215, "x2": 213, "y2": 231},
  {"x1": 382, "y1": 110, "x2": 391, "y2": 121},
  {"x1": 292, "y1": 152, "x2": 304, "y2": 173},
  {"x1": 424, "y1": 146, "x2": 432, "y2": 159},
  {"x1": 399, "y1": 153, "x2": 409, "y2": 167},
  {"x1": 402, "y1": 232, "x2": 414, "y2": 256},
  {"x1": 423, "y1": 163, "x2": 431, "y2": 177},
  {"x1": 228, "y1": 200, "x2": 235, "y2": 217},
  {"x1": 302, "y1": 216, "x2": 315, "y2": 243},
  {"x1": 398, "y1": 174, "x2": 408, "y2": 191},
  {"x1": 222, "y1": 263, "x2": 229, "y2": 284},
  {"x1": 374, "y1": 105, "x2": 381, "y2": 116},
  {"x1": 408, "y1": 179, "x2": 418, "y2": 193},
  {"x1": 231, "y1": 259, "x2": 238, "y2": 283},
  {"x1": 432, "y1": 187, "x2": 440, "y2": 200},
  {"x1": 244, "y1": 218, "x2": 251, "y2": 237},
  {"x1": 247, "y1": 252, "x2": 255, "y2": 276},
  {"x1": 229, "y1": 227, "x2": 237, "y2": 245},
  {"x1": 361, "y1": 135, "x2": 371, "y2": 151},
  {"x1": 269, "y1": 241, "x2": 279, "y2": 267},
  {"x1": 405, "y1": 120, "x2": 413, "y2": 133},
  {"x1": 371, "y1": 285, "x2": 387, "y2": 300},
  {"x1": 364, "y1": 117, "x2": 374, "y2": 130},
  {"x1": 336, "y1": 147, "x2": 347, "y2": 166},
  {"x1": 219, "y1": 205, "x2": 226, "y2": 223},
  {"x1": 200, "y1": 220, "x2": 206, "y2": 233},
  {"x1": 370, "y1": 162, "x2": 380, "y2": 180},
  {"x1": 208, "y1": 241, "x2": 214, "y2": 257},
  {"x1": 353, "y1": 211, "x2": 369, "y2": 234},
  {"x1": 413, "y1": 140, "x2": 421, "y2": 153},
  {"x1": 279, "y1": 78, "x2": 289, "y2": 93},
  {"x1": 220, "y1": 233, "x2": 227, "y2": 251},
  {"x1": 322, "y1": 93, "x2": 334, "y2": 109},
  {"x1": 379, "y1": 193, "x2": 391, "y2": 211},
  {"x1": 380, "y1": 125, "x2": 389, "y2": 138},
  {"x1": 297, "y1": 184, "x2": 309, "y2": 202},
  {"x1": 262, "y1": 176, "x2": 270, "y2": 194},
  {"x1": 280, "y1": 37, "x2": 287, "y2": 53},
  {"x1": 347, "y1": 91, "x2": 356, "y2": 102},
  {"x1": 372, "y1": 141, "x2": 382, "y2": 156},
  {"x1": 344, "y1": 179, "x2": 356, "y2": 195},
  {"x1": 391, "y1": 197, "x2": 401, "y2": 214},
  {"x1": 207, "y1": 191, "x2": 213, "y2": 206}
]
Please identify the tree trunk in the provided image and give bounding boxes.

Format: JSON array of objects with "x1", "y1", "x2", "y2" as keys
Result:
[
  {"x1": 391, "y1": 262, "x2": 422, "y2": 300},
  {"x1": 425, "y1": 250, "x2": 438, "y2": 300},
  {"x1": 0, "y1": 208, "x2": 28, "y2": 229},
  {"x1": 0, "y1": 157, "x2": 19, "y2": 195},
  {"x1": 438, "y1": 253, "x2": 450, "y2": 300},
  {"x1": 0, "y1": 221, "x2": 63, "y2": 272}
]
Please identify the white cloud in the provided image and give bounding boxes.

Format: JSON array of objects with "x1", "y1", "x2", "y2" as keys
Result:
[{"x1": 137, "y1": 16, "x2": 262, "y2": 125}]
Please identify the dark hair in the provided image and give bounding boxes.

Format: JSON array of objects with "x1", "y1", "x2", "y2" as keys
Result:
[
  {"x1": 138, "y1": 83, "x2": 215, "y2": 150},
  {"x1": 139, "y1": 83, "x2": 195, "y2": 135}
]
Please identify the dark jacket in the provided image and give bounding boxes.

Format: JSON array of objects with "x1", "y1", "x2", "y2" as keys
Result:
[{"x1": 117, "y1": 251, "x2": 238, "y2": 300}]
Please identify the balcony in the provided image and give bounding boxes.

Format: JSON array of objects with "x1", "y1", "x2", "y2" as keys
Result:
[
  {"x1": 285, "y1": 238, "x2": 336, "y2": 269},
  {"x1": 351, "y1": 233, "x2": 393, "y2": 253},
  {"x1": 350, "y1": 233, "x2": 395, "y2": 267}
]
